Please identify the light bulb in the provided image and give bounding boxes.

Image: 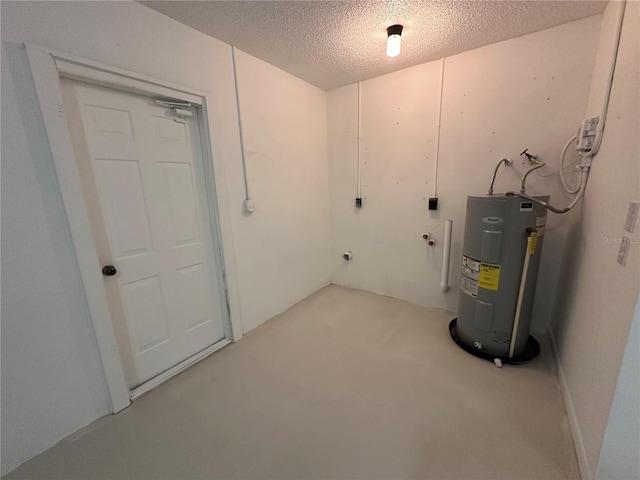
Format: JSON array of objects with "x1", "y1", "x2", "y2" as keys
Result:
[
  {"x1": 386, "y1": 24, "x2": 403, "y2": 57},
  {"x1": 387, "y1": 33, "x2": 401, "y2": 57}
]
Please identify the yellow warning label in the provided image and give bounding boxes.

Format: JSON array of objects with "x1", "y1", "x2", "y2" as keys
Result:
[
  {"x1": 529, "y1": 232, "x2": 538, "y2": 255},
  {"x1": 478, "y1": 262, "x2": 501, "y2": 291}
]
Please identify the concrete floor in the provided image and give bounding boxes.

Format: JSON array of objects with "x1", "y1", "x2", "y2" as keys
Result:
[{"x1": 5, "y1": 285, "x2": 579, "y2": 480}]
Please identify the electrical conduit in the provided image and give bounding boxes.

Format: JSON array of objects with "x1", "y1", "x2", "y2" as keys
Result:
[
  {"x1": 508, "y1": 1, "x2": 626, "y2": 214},
  {"x1": 231, "y1": 46, "x2": 253, "y2": 211},
  {"x1": 433, "y1": 57, "x2": 445, "y2": 197},
  {"x1": 356, "y1": 81, "x2": 362, "y2": 201}
]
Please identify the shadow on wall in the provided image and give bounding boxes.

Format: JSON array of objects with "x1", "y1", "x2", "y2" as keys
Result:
[{"x1": 551, "y1": 209, "x2": 587, "y2": 343}]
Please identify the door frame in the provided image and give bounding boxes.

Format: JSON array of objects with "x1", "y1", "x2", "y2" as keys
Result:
[{"x1": 25, "y1": 43, "x2": 244, "y2": 413}]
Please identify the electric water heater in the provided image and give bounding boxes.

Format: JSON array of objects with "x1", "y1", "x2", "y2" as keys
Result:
[{"x1": 450, "y1": 194, "x2": 548, "y2": 364}]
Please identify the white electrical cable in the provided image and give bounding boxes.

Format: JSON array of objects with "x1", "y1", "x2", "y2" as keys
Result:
[
  {"x1": 231, "y1": 47, "x2": 251, "y2": 206},
  {"x1": 559, "y1": 135, "x2": 580, "y2": 194},
  {"x1": 357, "y1": 81, "x2": 362, "y2": 199},
  {"x1": 433, "y1": 57, "x2": 445, "y2": 197}
]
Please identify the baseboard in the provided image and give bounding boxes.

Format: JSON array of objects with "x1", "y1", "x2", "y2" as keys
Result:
[{"x1": 548, "y1": 330, "x2": 591, "y2": 480}]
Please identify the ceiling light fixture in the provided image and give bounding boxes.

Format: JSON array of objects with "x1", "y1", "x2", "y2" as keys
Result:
[{"x1": 386, "y1": 24, "x2": 403, "y2": 57}]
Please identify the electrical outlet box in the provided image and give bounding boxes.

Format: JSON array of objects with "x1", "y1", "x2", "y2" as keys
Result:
[
  {"x1": 576, "y1": 116, "x2": 599, "y2": 152},
  {"x1": 243, "y1": 198, "x2": 256, "y2": 213},
  {"x1": 624, "y1": 202, "x2": 639, "y2": 233},
  {"x1": 617, "y1": 236, "x2": 630, "y2": 267}
]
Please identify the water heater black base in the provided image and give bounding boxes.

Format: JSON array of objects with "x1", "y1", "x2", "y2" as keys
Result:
[{"x1": 449, "y1": 318, "x2": 540, "y2": 365}]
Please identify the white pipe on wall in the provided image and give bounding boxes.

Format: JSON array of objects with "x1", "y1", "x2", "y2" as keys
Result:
[
  {"x1": 440, "y1": 219, "x2": 453, "y2": 292},
  {"x1": 509, "y1": 233, "x2": 534, "y2": 358},
  {"x1": 590, "y1": 0, "x2": 626, "y2": 158},
  {"x1": 432, "y1": 57, "x2": 445, "y2": 197},
  {"x1": 356, "y1": 80, "x2": 362, "y2": 199},
  {"x1": 231, "y1": 46, "x2": 253, "y2": 210}
]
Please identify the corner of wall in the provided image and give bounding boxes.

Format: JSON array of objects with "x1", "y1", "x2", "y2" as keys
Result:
[
  {"x1": 548, "y1": 0, "x2": 640, "y2": 476},
  {"x1": 548, "y1": 328, "x2": 591, "y2": 480}
]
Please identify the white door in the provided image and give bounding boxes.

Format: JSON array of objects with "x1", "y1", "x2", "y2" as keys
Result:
[{"x1": 60, "y1": 80, "x2": 227, "y2": 389}]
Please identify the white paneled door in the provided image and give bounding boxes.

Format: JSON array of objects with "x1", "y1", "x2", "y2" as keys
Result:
[{"x1": 61, "y1": 80, "x2": 226, "y2": 389}]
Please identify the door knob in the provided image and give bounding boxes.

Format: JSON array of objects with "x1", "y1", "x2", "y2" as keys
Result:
[{"x1": 102, "y1": 265, "x2": 117, "y2": 276}]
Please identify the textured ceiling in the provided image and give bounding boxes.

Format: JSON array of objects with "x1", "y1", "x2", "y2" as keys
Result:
[{"x1": 141, "y1": 0, "x2": 606, "y2": 91}]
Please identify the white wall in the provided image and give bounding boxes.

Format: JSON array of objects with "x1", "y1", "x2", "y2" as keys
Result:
[
  {"x1": 1, "y1": 1, "x2": 330, "y2": 474},
  {"x1": 595, "y1": 294, "x2": 640, "y2": 480},
  {"x1": 328, "y1": 61, "x2": 442, "y2": 308},
  {"x1": 552, "y1": 2, "x2": 640, "y2": 478},
  {"x1": 232, "y1": 50, "x2": 331, "y2": 332},
  {"x1": 328, "y1": 16, "x2": 600, "y2": 330},
  {"x1": 2, "y1": 1, "x2": 635, "y2": 477}
]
